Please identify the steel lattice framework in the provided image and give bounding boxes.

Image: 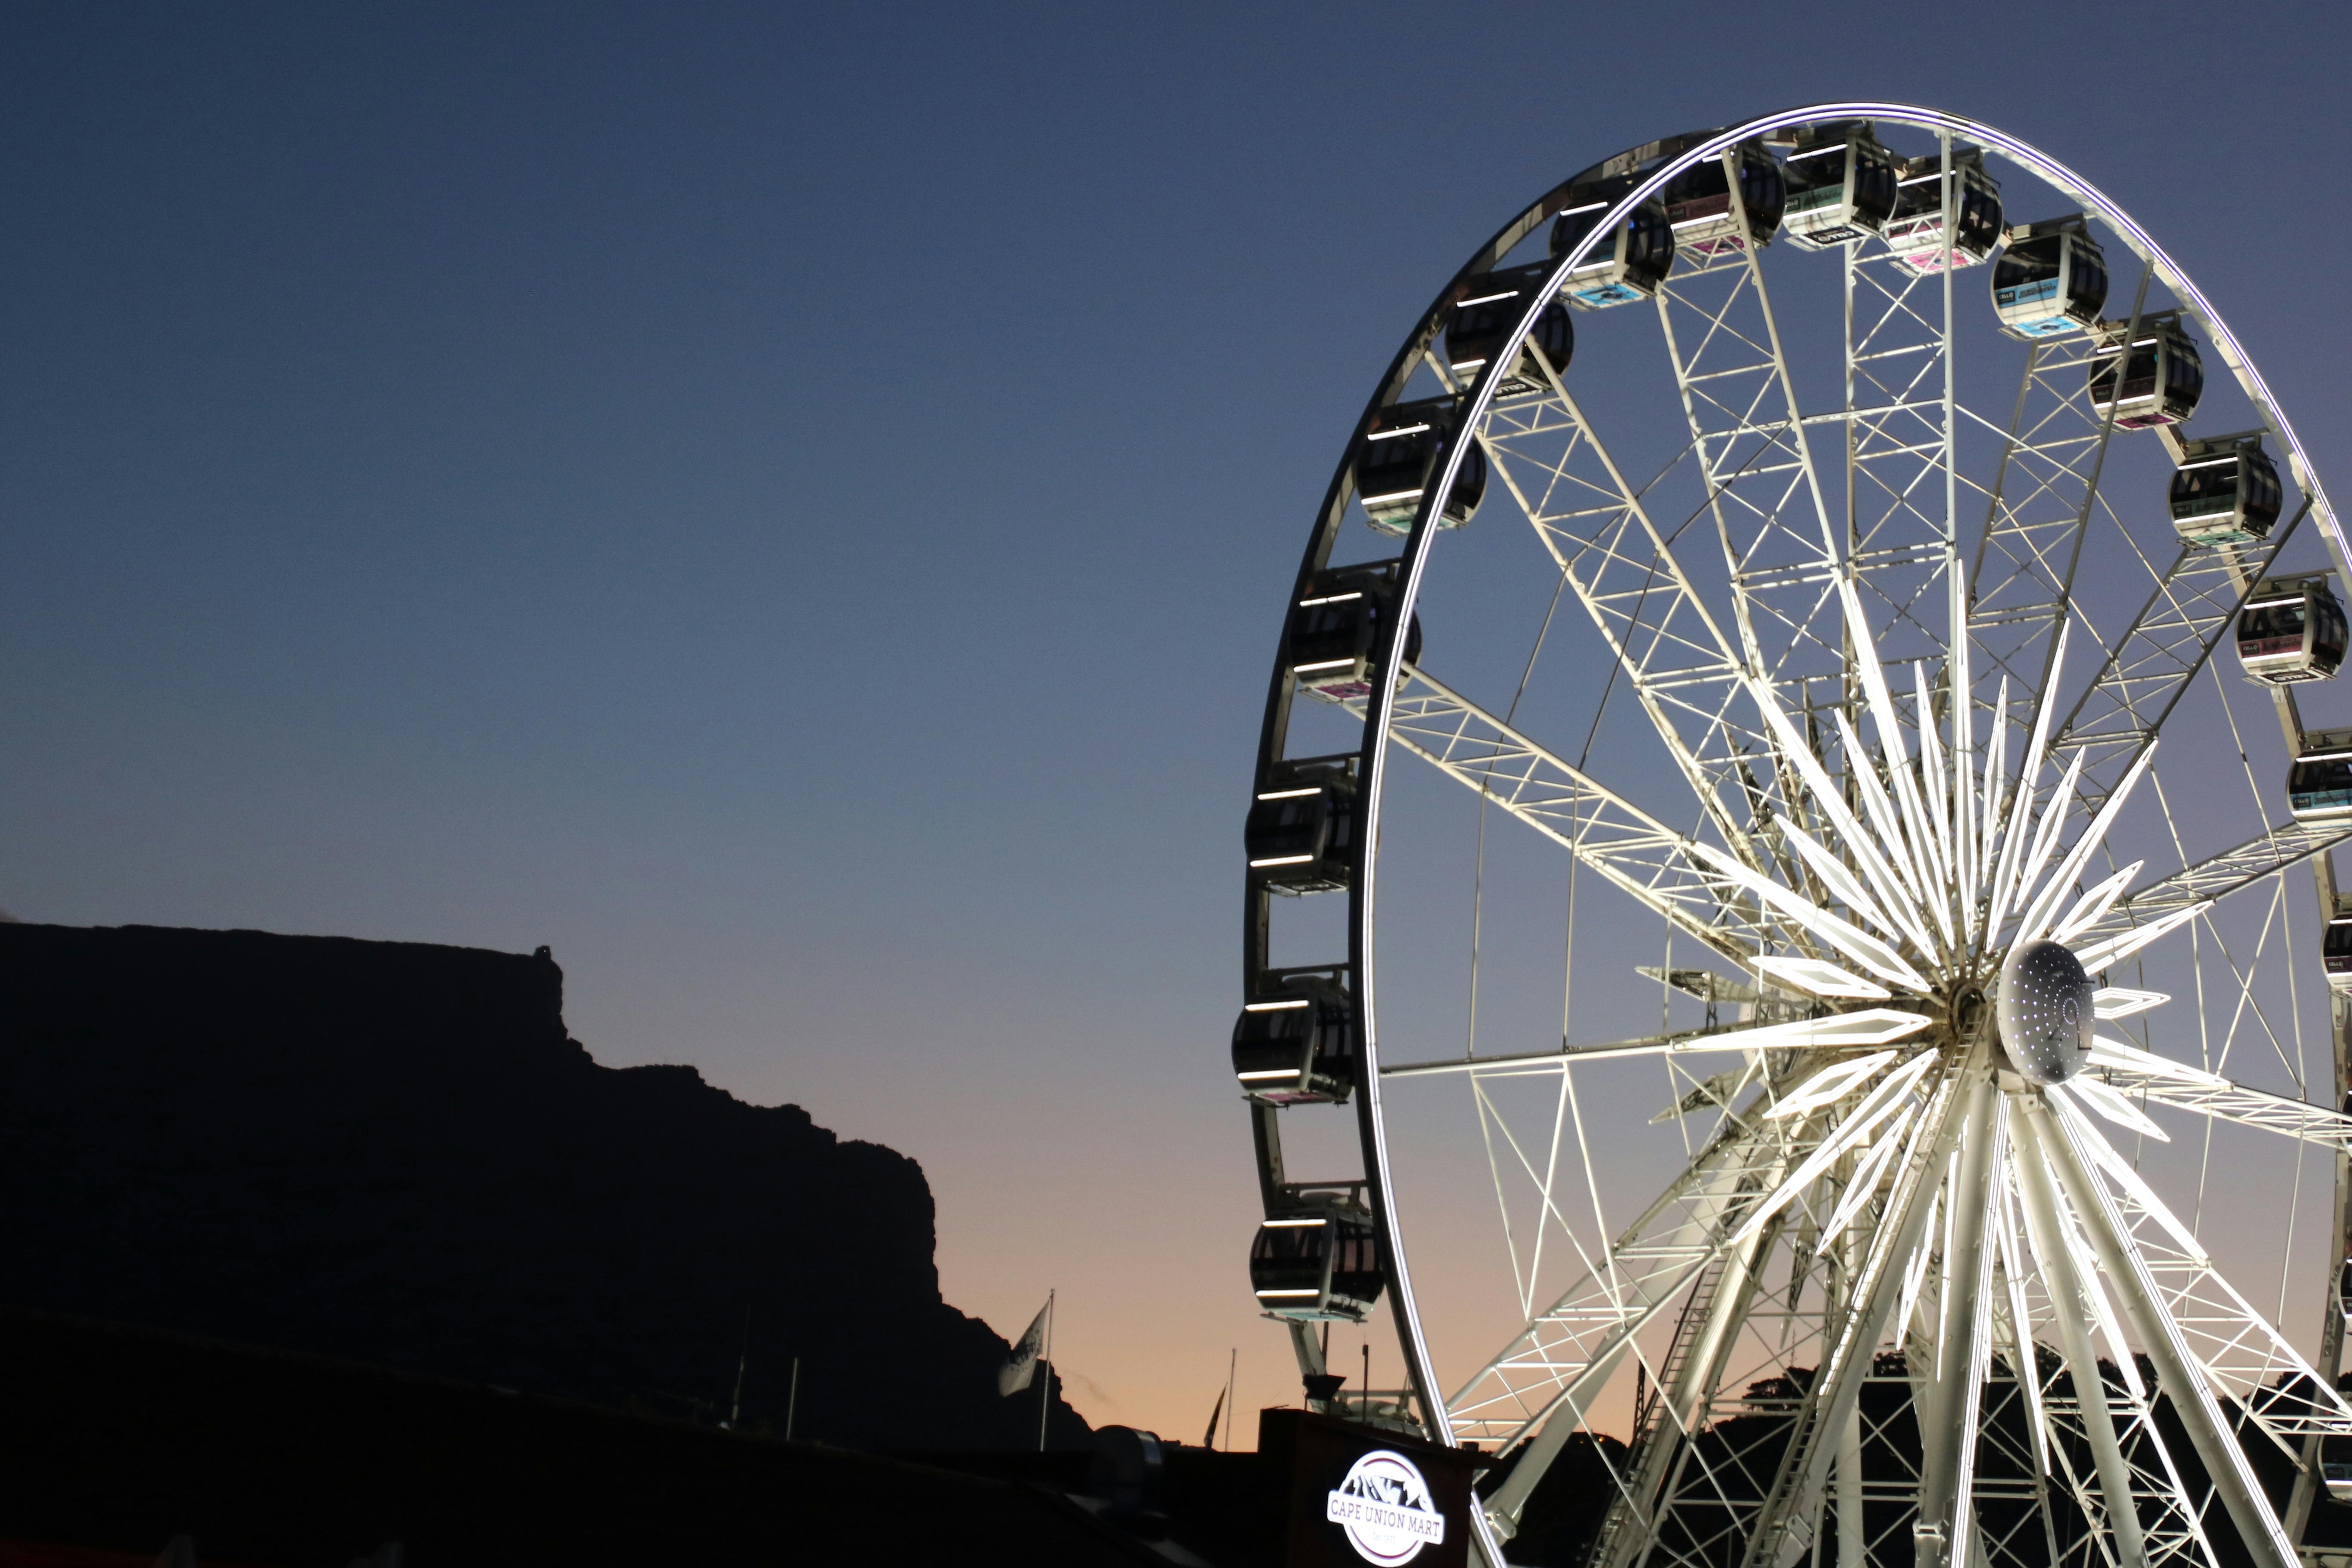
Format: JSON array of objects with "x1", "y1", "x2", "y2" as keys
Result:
[{"x1": 1238, "y1": 105, "x2": 2352, "y2": 1568}]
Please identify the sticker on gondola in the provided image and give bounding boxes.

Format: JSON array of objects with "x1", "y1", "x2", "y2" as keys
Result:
[{"x1": 1326, "y1": 1449, "x2": 1446, "y2": 1565}]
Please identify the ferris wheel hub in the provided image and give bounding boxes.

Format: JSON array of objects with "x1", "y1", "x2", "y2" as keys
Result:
[{"x1": 1994, "y1": 938, "x2": 2095, "y2": 1086}]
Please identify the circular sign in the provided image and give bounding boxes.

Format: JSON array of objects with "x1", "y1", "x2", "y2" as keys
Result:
[{"x1": 1325, "y1": 1449, "x2": 1446, "y2": 1565}]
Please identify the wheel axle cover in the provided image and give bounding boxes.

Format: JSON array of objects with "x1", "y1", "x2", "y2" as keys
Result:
[{"x1": 1996, "y1": 938, "x2": 2094, "y2": 1085}]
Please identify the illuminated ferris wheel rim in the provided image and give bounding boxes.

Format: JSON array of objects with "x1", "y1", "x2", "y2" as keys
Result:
[
  {"x1": 1354, "y1": 99, "x2": 2351, "y2": 1413},
  {"x1": 1243, "y1": 101, "x2": 2352, "y2": 1568}
]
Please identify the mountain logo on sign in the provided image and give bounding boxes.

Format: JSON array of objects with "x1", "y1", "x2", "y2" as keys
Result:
[{"x1": 1326, "y1": 1449, "x2": 1446, "y2": 1565}]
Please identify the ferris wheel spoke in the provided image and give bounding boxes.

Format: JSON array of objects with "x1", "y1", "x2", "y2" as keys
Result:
[
  {"x1": 1966, "y1": 333, "x2": 2122, "y2": 703},
  {"x1": 1734, "y1": 1047, "x2": 1973, "y2": 1568},
  {"x1": 1654, "y1": 243, "x2": 1844, "y2": 689},
  {"x1": 2084, "y1": 1032, "x2": 2352, "y2": 1152},
  {"x1": 1838, "y1": 242, "x2": 1967, "y2": 668},
  {"x1": 1450, "y1": 1110, "x2": 1785, "y2": 1441},
  {"x1": 2047, "y1": 1087, "x2": 2352, "y2": 1446},
  {"x1": 1473, "y1": 1059, "x2": 1923, "y2": 1539},
  {"x1": 1915, "y1": 1076, "x2": 2006, "y2": 1568},
  {"x1": 2021, "y1": 1092, "x2": 2303, "y2": 1568},
  {"x1": 1486, "y1": 1107, "x2": 1799, "y2": 1364},
  {"x1": 2007, "y1": 1109, "x2": 2166, "y2": 1568},
  {"x1": 1341, "y1": 665, "x2": 1777, "y2": 962},
  {"x1": 2055, "y1": 503, "x2": 2312, "y2": 816},
  {"x1": 1987, "y1": 1191, "x2": 2083, "y2": 1568},
  {"x1": 1972, "y1": 255, "x2": 2158, "y2": 707},
  {"x1": 1475, "y1": 372, "x2": 1770, "y2": 864},
  {"x1": 2030, "y1": 1134, "x2": 2228, "y2": 1568},
  {"x1": 2066, "y1": 822, "x2": 2352, "y2": 948},
  {"x1": 1594, "y1": 1219, "x2": 1804, "y2": 1568}
]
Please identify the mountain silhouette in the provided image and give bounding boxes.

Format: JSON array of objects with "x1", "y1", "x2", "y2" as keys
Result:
[{"x1": 0, "y1": 922, "x2": 1085, "y2": 1451}]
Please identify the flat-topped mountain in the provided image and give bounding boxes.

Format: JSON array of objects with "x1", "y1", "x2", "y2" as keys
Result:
[{"x1": 0, "y1": 922, "x2": 1082, "y2": 1451}]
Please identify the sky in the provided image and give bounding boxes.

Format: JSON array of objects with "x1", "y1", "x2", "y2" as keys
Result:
[{"x1": 5, "y1": 0, "x2": 2351, "y2": 1444}]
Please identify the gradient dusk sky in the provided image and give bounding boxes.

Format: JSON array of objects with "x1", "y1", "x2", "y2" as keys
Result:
[{"x1": 6, "y1": 2, "x2": 2350, "y2": 1441}]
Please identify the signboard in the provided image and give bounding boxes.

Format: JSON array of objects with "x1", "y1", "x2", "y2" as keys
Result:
[{"x1": 1259, "y1": 1408, "x2": 1485, "y2": 1568}]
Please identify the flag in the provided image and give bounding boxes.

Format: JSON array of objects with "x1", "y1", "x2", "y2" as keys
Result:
[
  {"x1": 1202, "y1": 1385, "x2": 1226, "y2": 1449},
  {"x1": 998, "y1": 1298, "x2": 1050, "y2": 1396}
]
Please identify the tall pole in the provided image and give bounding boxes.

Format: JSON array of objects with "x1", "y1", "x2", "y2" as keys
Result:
[
  {"x1": 1223, "y1": 1348, "x2": 1238, "y2": 1451},
  {"x1": 1038, "y1": 1289, "x2": 1055, "y2": 1452},
  {"x1": 785, "y1": 1356, "x2": 800, "y2": 1441},
  {"x1": 726, "y1": 1308, "x2": 750, "y2": 1430},
  {"x1": 1914, "y1": 1073, "x2": 1999, "y2": 1568}
]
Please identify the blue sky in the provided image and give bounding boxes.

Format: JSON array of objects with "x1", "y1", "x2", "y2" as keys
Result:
[{"x1": 6, "y1": 1, "x2": 2348, "y2": 1435}]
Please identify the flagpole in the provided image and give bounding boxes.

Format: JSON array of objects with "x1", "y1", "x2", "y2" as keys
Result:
[
  {"x1": 1223, "y1": 1347, "x2": 1237, "y2": 1450},
  {"x1": 1037, "y1": 1288, "x2": 1055, "y2": 1452}
]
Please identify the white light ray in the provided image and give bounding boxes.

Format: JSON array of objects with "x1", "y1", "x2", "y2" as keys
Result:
[
  {"x1": 2016, "y1": 743, "x2": 2159, "y2": 946},
  {"x1": 1731, "y1": 1050, "x2": 1941, "y2": 1243},
  {"x1": 2088, "y1": 1035, "x2": 2226, "y2": 1088},
  {"x1": 1767, "y1": 1050, "x2": 1900, "y2": 1120},
  {"x1": 1913, "y1": 661, "x2": 1958, "y2": 890},
  {"x1": 1812, "y1": 1112, "x2": 1911, "y2": 1255},
  {"x1": 1956, "y1": 669, "x2": 1978, "y2": 940},
  {"x1": 2006, "y1": 747, "x2": 2086, "y2": 935},
  {"x1": 1990, "y1": 622, "x2": 2067, "y2": 932},
  {"x1": 1754, "y1": 954, "x2": 1890, "y2": 1000},
  {"x1": 1775, "y1": 817, "x2": 1902, "y2": 945},
  {"x1": 1838, "y1": 580, "x2": 1948, "y2": 924},
  {"x1": 2029, "y1": 1133, "x2": 2151, "y2": 1400},
  {"x1": 1685, "y1": 840, "x2": 1934, "y2": 991},
  {"x1": 2073, "y1": 899, "x2": 2211, "y2": 973},
  {"x1": 1749, "y1": 683, "x2": 1932, "y2": 949},
  {"x1": 2092, "y1": 987, "x2": 2169, "y2": 1020},
  {"x1": 2055, "y1": 1093, "x2": 2352, "y2": 1440},
  {"x1": 1978, "y1": 679, "x2": 2009, "y2": 900},
  {"x1": 1714, "y1": 1008, "x2": 1936, "y2": 1050},
  {"x1": 2051, "y1": 861, "x2": 2146, "y2": 946},
  {"x1": 2060, "y1": 1077, "x2": 2170, "y2": 1142},
  {"x1": 1898, "y1": 1184, "x2": 1942, "y2": 1338},
  {"x1": 1831, "y1": 710, "x2": 1943, "y2": 954}
]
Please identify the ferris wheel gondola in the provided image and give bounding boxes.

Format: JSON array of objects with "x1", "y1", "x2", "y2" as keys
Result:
[
  {"x1": 1446, "y1": 263, "x2": 1575, "y2": 396},
  {"x1": 2173, "y1": 432, "x2": 2285, "y2": 546},
  {"x1": 2241, "y1": 572, "x2": 2349, "y2": 685},
  {"x1": 1550, "y1": 182, "x2": 1675, "y2": 308},
  {"x1": 1778, "y1": 120, "x2": 1898, "y2": 248},
  {"x1": 1884, "y1": 146, "x2": 2002, "y2": 271},
  {"x1": 1235, "y1": 102, "x2": 2352, "y2": 1568},
  {"x1": 1992, "y1": 213, "x2": 2108, "y2": 337}
]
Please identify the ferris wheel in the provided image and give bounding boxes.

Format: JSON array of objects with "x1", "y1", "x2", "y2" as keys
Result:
[{"x1": 1233, "y1": 104, "x2": 2352, "y2": 1568}]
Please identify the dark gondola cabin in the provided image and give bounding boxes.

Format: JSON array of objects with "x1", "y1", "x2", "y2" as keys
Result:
[
  {"x1": 1446, "y1": 263, "x2": 1574, "y2": 398},
  {"x1": 2087, "y1": 313, "x2": 2203, "y2": 430},
  {"x1": 2170, "y1": 434, "x2": 2285, "y2": 548},
  {"x1": 1550, "y1": 185, "x2": 1675, "y2": 309},
  {"x1": 1778, "y1": 124, "x2": 1898, "y2": 249},
  {"x1": 1287, "y1": 560, "x2": 1423, "y2": 702},
  {"x1": 2288, "y1": 729, "x2": 2352, "y2": 823},
  {"x1": 1659, "y1": 141, "x2": 1785, "y2": 258},
  {"x1": 1231, "y1": 977, "x2": 1357, "y2": 1105},
  {"x1": 1991, "y1": 215, "x2": 2107, "y2": 338},
  {"x1": 2325, "y1": 896, "x2": 2352, "y2": 995},
  {"x1": 1246, "y1": 758, "x2": 1357, "y2": 894},
  {"x1": 1357, "y1": 398, "x2": 1486, "y2": 536},
  {"x1": 1249, "y1": 1206, "x2": 1384, "y2": 1322},
  {"x1": 1884, "y1": 148, "x2": 2003, "y2": 273},
  {"x1": 2238, "y1": 573, "x2": 2347, "y2": 686}
]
